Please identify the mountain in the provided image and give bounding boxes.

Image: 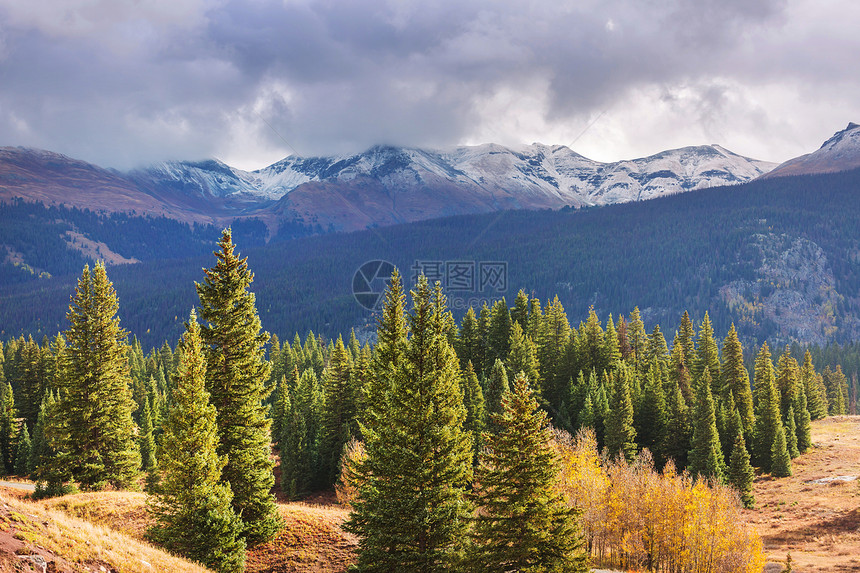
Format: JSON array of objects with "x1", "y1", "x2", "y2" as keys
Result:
[
  {"x1": 762, "y1": 122, "x2": 860, "y2": 179},
  {"x1": 2, "y1": 141, "x2": 775, "y2": 237}
]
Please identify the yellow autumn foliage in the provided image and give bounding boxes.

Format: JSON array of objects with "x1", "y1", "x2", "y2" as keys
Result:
[{"x1": 555, "y1": 428, "x2": 765, "y2": 573}]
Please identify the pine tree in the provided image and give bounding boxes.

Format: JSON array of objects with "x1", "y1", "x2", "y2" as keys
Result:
[
  {"x1": 14, "y1": 424, "x2": 31, "y2": 476},
  {"x1": 801, "y1": 351, "x2": 827, "y2": 420},
  {"x1": 752, "y1": 344, "x2": 782, "y2": 473},
  {"x1": 795, "y1": 388, "x2": 812, "y2": 454},
  {"x1": 636, "y1": 362, "x2": 667, "y2": 464},
  {"x1": 537, "y1": 296, "x2": 570, "y2": 411},
  {"x1": 669, "y1": 337, "x2": 693, "y2": 407},
  {"x1": 0, "y1": 383, "x2": 15, "y2": 475},
  {"x1": 662, "y1": 381, "x2": 692, "y2": 470},
  {"x1": 55, "y1": 262, "x2": 140, "y2": 489},
  {"x1": 469, "y1": 373, "x2": 587, "y2": 573},
  {"x1": 281, "y1": 369, "x2": 321, "y2": 498},
  {"x1": 140, "y1": 396, "x2": 157, "y2": 471},
  {"x1": 687, "y1": 371, "x2": 726, "y2": 483},
  {"x1": 676, "y1": 311, "x2": 697, "y2": 371},
  {"x1": 775, "y1": 349, "x2": 801, "y2": 421},
  {"x1": 692, "y1": 312, "x2": 721, "y2": 397},
  {"x1": 320, "y1": 336, "x2": 354, "y2": 487},
  {"x1": 605, "y1": 366, "x2": 637, "y2": 463},
  {"x1": 770, "y1": 422, "x2": 793, "y2": 478},
  {"x1": 784, "y1": 406, "x2": 799, "y2": 459},
  {"x1": 580, "y1": 307, "x2": 605, "y2": 377},
  {"x1": 721, "y1": 324, "x2": 754, "y2": 435},
  {"x1": 727, "y1": 432, "x2": 755, "y2": 508},
  {"x1": 461, "y1": 361, "x2": 485, "y2": 462},
  {"x1": 511, "y1": 290, "x2": 530, "y2": 330},
  {"x1": 148, "y1": 310, "x2": 245, "y2": 573},
  {"x1": 645, "y1": 324, "x2": 669, "y2": 364},
  {"x1": 506, "y1": 322, "x2": 541, "y2": 397},
  {"x1": 823, "y1": 366, "x2": 848, "y2": 415},
  {"x1": 627, "y1": 307, "x2": 647, "y2": 366},
  {"x1": 487, "y1": 298, "x2": 512, "y2": 366},
  {"x1": 344, "y1": 277, "x2": 473, "y2": 571},
  {"x1": 361, "y1": 269, "x2": 408, "y2": 432},
  {"x1": 28, "y1": 392, "x2": 52, "y2": 477},
  {"x1": 603, "y1": 315, "x2": 623, "y2": 369},
  {"x1": 485, "y1": 359, "x2": 510, "y2": 435},
  {"x1": 196, "y1": 229, "x2": 281, "y2": 544},
  {"x1": 456, "y1": 307, "x2": 483, "y2": 373}
]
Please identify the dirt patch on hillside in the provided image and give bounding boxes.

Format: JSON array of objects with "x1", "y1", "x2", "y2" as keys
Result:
[{"x1": 749, "y1": 416, "x2": 860, "y2": 572}]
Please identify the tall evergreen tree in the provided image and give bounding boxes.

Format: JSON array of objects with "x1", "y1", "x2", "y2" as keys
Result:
[
  {"x1": 676, "y1": 311, "x2": 697, "y2": 371},
  {"x1": 486, "y1": 298, "x2": 513, "y2": 367},
  {"x1": 752, "y1": 344, "x2": 782, "y2": 473},
  {"x1": 196, "y1": 229, "x2": 281, "y2": 544},
  {"x1": 456, "y1": 307, "x2": 483, "y2": 373},
  {"x1": 461, "y1": 361, "x2": 485, "y2": 462},
  {"x1": 795, "y1": 388, "x2": 813, "y2": 455},
  {"x1": 605, "y1": 366, "x2": 637, "y2": 463},
  {"x1": 662, "y1": 379, "x2": 692, "y2": 471},
  {"x1": 510, "y1": 290, "x2": 530, "y2": 330},
  {"x1": 645, "y1": 324, "x2": 669, "y2": 364},
  {"x1": 469, "y1": 373, "x2": 587, "y2": 573},
  {"x1": 603, "y1": 315, "x2": 623, "y2": 369},
  {"x1": 361, "y1": 269, "x2": 408, "y2": 432},
  {"x1": 721, "y1": 324, "x2": 754, "y2": 435},
  {"x1": 636, "y1": 362, "x2": 668, "y2": 465},
  {"x1": 770, "y1": 422, "x2": 793, "y2": 478},
  {"x1": 801, "y1": 351, "x2": 827, "y2": 420},
  {"x1": 669, "y1": 337, "x2": 693, "y2": 407},
  {"x1": 537, "y1": 296, "x2": 570, "y2": 411},
  {"x1": 506, "y1": 322, "x2": 541, "y2": 397},
  {"x1": 626, "y1": 307, "x2": 647, "y2": 366},
  {"x1": 775, "y1": 350, "x2": 801, "y2": 421},
  {"x1": 54, "y1": 262, "x2": 140, "y2": 489},
  {"x1": 345, "y1": 277, "x2": 473, "y2": 572},
  {"x1": 14, "y1": 424, "x2": 31, "y2": 476},
  {"x1": 784, "y1": 406, "x2": 799, "y2": 459},
  {"x1": 687, "y1": 370, "x2": 726, "y2": 483},
  {"x1": 485, "y1": 359, "x2": 510, "y2": 435},
  {"x1": 0, "y1": 383, "x2": 15, "y2": 475},
  {"x1": 148, "y1": 310, "x2": 245, "y2": 573},
  {"x1": 727, "y1": 432, "x2": 755, "y2": 509},
  {"x1": 692, "y1": 313, "x2": 721, "y2": 396},
  {"x1": 319, "y1": 336, "x2": 354, "y2": 487},
  {"x1": 139, "y1": 396, "x2": 157, "y2": 471},
  {"x1": 280, "y1": 369, "x2": 321, "y2": 498}
]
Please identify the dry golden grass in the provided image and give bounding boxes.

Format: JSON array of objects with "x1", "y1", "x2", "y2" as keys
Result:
[
  {"x1": 749, "y1": 415, "x2": 860, "y2": 573},
  {"x1": 35, "y1": 490, "x2": 357, "y2": 573},
  {"x1": 0, "y1": 490, "x2": 212, "y2": 572},
  {"x1": 40, "y1": 491, "x2": 150, "y2": 539}
]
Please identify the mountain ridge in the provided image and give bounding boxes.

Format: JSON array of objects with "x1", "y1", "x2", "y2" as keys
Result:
[{"x1": 1, "y1": 141, "x2": 777, "y2": 236}]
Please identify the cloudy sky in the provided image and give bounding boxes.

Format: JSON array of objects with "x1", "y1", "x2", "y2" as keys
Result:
[{"x1": 1, "y1": 0, "x2": 858, "y2": 170}]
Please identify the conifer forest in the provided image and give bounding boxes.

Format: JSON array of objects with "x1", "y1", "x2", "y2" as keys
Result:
[{"x1": 1, "y1": 230, "x2": 858, "y2": 573}]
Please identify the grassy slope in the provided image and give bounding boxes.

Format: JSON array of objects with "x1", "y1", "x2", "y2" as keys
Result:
[
  {"x1": 0, "y1": 490, "x2": 211, "y2": 573},
  {"x1": 750, "y1": 416, "x2": 860, "y2": 572},
  {"x1": 37, "y1": 493, "x2": 357, "y2": 573}
]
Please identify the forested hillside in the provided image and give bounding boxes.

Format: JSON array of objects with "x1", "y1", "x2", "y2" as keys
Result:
[{"x1": 3, "y1": 168, "x2": 859, "y2": 349}]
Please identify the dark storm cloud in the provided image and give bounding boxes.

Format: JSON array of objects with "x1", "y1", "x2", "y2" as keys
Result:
[{"x1": 0, "y1": 0, "x2": 855, "y2": 168}]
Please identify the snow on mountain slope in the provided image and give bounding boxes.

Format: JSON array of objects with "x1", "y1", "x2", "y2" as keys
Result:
[
  {"x1": 132, "y1": 142, "x2": 774, "y2": 208},
  {"x1": 762, "y1": 123, "x2": 860, "y2": 179}
]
